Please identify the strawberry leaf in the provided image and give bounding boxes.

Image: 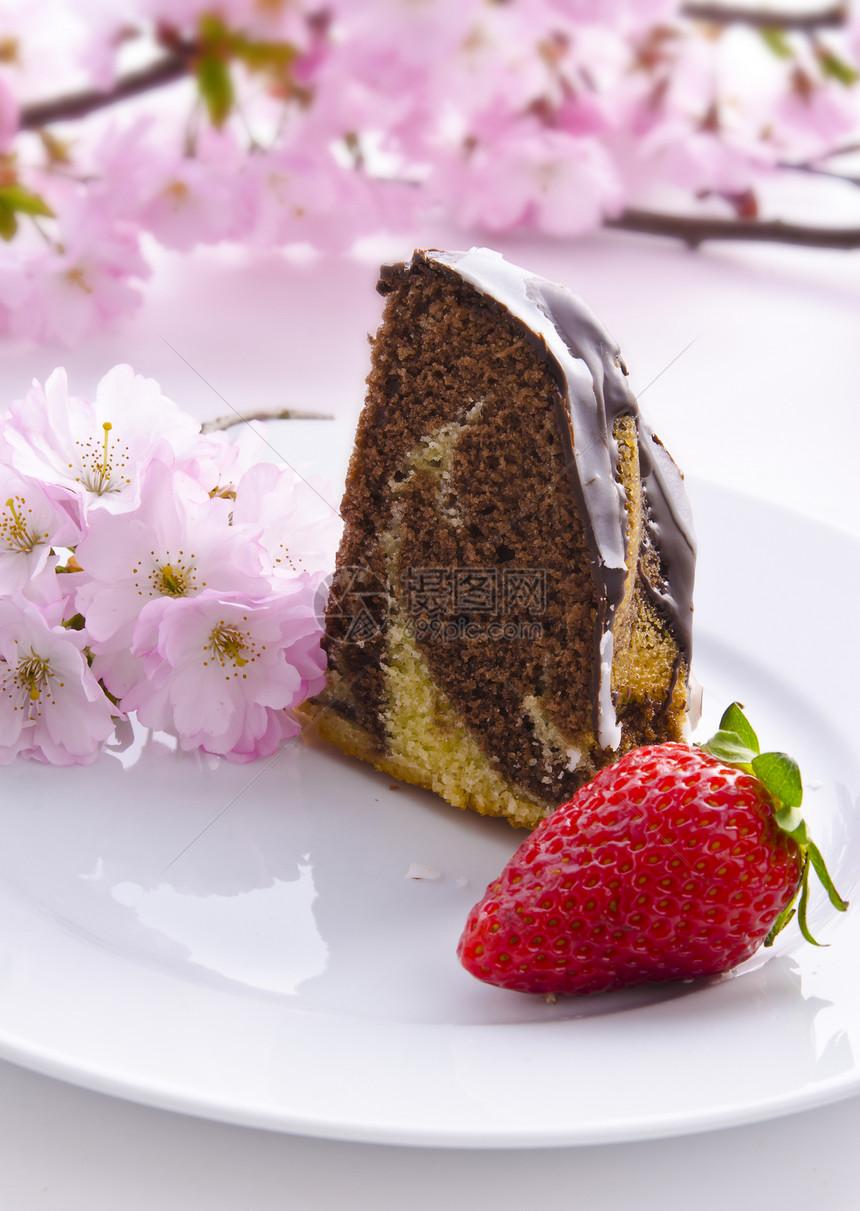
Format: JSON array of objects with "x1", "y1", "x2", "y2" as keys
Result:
[
  {"x1": 795, "y1": 857, "x2": 822, "y2": 947},
  {"x1": 807, "y1": 840, "x2": 850, "y2": 913},
  {"x1": 773, "y1": 803, "x2": 806, "y2": 839},
  {"x1": 764, "y1": 902, "x2": 796, "y2": 947},
  {"x1": 751, "y1": 750, "x2": 802, "y2": 810},
  {"x1": 701, "y1": 729, "x2": 757, "y2": 768},
  {"x1": 790, "y1": 844, "x2": 850, "y2": 947},
  {"x1": 703, "y1": 704, "x2": 848, "y2": 947},
  {"x1": 719, "y1": 702, "x2": 760, "y2": 754}
]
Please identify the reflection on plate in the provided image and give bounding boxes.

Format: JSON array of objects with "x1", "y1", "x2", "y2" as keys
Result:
[{"x1": 0, "y1": 480, "x2": 858, "y2": 1147}]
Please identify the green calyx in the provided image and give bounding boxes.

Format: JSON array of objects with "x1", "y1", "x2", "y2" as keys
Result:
[{"x1": 700, "y1": 702, "x2": 848, "y2": 948}]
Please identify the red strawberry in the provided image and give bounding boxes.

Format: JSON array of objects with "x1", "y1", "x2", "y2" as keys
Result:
[{"x1": 458, "y1": 704, "x2": 847, "y2": 996}]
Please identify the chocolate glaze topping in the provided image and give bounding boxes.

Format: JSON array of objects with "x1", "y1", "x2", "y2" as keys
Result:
[{"x1": 425, "y1": 248, "x2": 696, "y2": 741}]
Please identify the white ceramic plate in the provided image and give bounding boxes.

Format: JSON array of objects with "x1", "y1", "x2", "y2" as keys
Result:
[{"x1": 0, "y1": 479, "x2": 857, "y2": 1148}]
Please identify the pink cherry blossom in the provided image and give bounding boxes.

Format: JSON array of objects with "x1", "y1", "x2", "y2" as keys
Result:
[
  {"x1": 0, "y1": 464, "x2": 81, "y2": 596},
  {"x1": 0, "y1": 1, "x2": 118, "y2": 104},
  {"x1": 136, "y1": 129, "x2": 247, "y2": 252},
  {"x1": 634, "y1": 115, "x2": 770, "y2": 198},
  {"x1": 437, "y1": 120, "x2": 624, "y2": 235},
  {"x1": 122, "y1": 582, "x2": 326, "y2": 761},
  {"x1": 769, "y1": 74, "x2": 860, "y2": 161},
  {"x1": 231, "y1": 460, "x2": 341, "y2": 582},
  {"x1": 316, "y1": 0, "x2": 467, "y2": 147},
  {"x1": 0, "y1": 595, "x2": 116, "y2": 766},
  {"x1": 74, "y1": 458, "x2": 270, "y2": 696},
  {"x1": 5, "y1": 204, "x2": 149, "y2": 346},
  {"x1": 4, "y1": 364, "x2": 203, "y2": 520},
  {"x1": 238, "y1": 141, "x2": 385, "y2": 253},
  {"x1": 4, "y1": 175, "x2": 151, "y2": 343}
]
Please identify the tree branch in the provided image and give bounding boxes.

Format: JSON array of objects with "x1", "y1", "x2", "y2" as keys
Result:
[
  {"x1": 789, "y1": 161, "x2": 860, "y2": 187},
  {"x1": 19, "y1": 48, "x2": 193, "y2": 130},
  {"x1": 681, "y1": 2, "x2": 847, "y2": 30},
  {"x1": 606, "y1": 207, "x2": 860, "y2": 249},
  {"x1": 200, "y1": 407, "x2": 334, "y2": 433}
]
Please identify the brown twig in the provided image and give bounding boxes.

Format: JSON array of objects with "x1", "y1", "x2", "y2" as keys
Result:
[
  {"x1": 680, "y1": 2, "x2": 847, "y2": 30},
  {"x1": 606, "y1": 207, "x2": 860, "y2": 249},
  {"x1": 788, "y1": 162, "x2": 860, "y2": 187},
  {"x1": 19, "y1": 48, "x2": 193, "y2": 130},
  {"x1": 201, "y1": 407, "x2": 334, "y2": 433}
]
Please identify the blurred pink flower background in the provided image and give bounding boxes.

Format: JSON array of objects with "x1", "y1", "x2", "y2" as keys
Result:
[{"x1": 0, "y1": 0, "x2": 857, "y2": 344}]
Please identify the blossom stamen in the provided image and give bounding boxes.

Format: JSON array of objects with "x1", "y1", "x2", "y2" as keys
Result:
[
  {"x1": 1, "y1": 495, "x2": 48, "y2": 554},
  {"x1": 163, "y1": 180, "x2": 190, "y2": 211},
  {"x1": 10, "y1": 648, "x2": 62, "y2": 716},
  {"x1": 19, "y1": 653, "x2": 52, "y2": 701},
  {"x1": 96, "y1": 421, "x2": 112, "y2": 494},
  {"x1": 271, "y1": 542, "x2": 302, "y2": 572},
  {"x1": 156, "y1": 562, "x2": 191, "y2": 597},
  {"x1": 77, "y1": 420, "x2": 133, "y2": 497},
  {"x1": 65, "y1": 265, "x2": 93, "y2": 295},
  {"x1": 207, "y1": 621, "x2": 257, "y2": 674}
]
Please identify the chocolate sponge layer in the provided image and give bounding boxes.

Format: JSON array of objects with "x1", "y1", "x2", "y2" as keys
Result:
[{"x1": 312, "y1": 250, "x2": 694, "y2": 826}]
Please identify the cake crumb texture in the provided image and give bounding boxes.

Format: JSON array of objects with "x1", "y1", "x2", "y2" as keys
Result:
[{"x1": 308, "y1": 250, "x2": 695, "y2": 829}]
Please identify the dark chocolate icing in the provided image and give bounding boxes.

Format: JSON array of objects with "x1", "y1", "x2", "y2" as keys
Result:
[{"x1": 423, "y1": 248, "x2": 696, "y2": 745}]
